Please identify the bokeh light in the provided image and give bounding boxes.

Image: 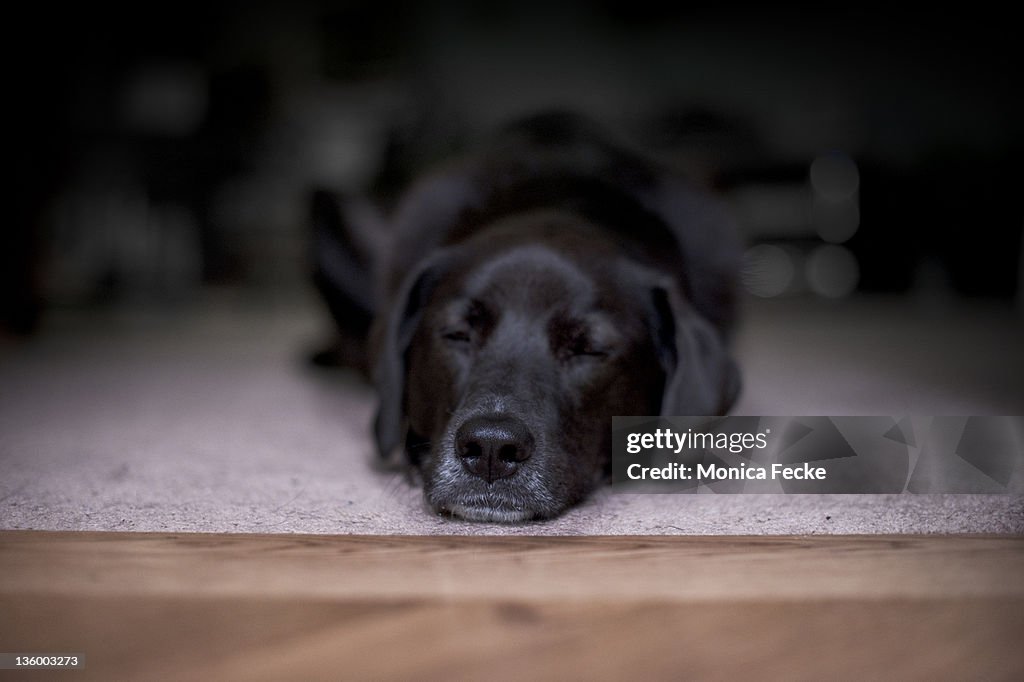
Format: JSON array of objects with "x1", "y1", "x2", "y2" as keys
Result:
[
  {"x1": 743, "y1": 244, "x2": 796, "y2": 298},
  {"x1": 810, "y1": 153, "x2": 859, "y2": 201},
  {"x1": 811, "y1": 152, "x2": 860, "y2": 244},
  {"x1": 806, "y1": 244, "x2": 859, "y2": 298}
]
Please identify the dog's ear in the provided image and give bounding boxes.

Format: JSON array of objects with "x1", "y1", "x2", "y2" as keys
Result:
[
  {"x1": 650, "y1": 281, "x2": 741, "y2": 416},
  {"x1": 373, "y1": 250, "x2": 453, "y2": 459}
]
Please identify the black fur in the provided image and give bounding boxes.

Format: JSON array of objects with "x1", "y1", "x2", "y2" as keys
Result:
[{"x1": 315, "y1": 112, "x2": 742, "y2": 521}]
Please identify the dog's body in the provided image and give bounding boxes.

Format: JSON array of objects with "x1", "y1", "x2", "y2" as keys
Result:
[{"x1": 314, "y1": 112, "x2": 742, "y2": 521}]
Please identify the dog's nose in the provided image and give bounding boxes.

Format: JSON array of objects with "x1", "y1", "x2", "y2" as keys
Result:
[{"x1": 455, "y1": 416, "x2": 534, "y2": 483}]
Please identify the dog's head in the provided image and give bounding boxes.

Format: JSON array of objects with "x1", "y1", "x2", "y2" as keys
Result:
[{"x1": 373, "y1": 212, "x2": 739, "y2": 521}]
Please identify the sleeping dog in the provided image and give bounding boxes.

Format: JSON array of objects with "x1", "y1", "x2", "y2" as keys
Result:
[{"x1": 313, "y1": 112, "x2": 742, "y2": 522}]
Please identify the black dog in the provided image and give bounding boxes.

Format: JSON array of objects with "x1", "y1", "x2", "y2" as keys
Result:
[{"x1": 313, "y1": 112, "x2": 741, "y2": 522}]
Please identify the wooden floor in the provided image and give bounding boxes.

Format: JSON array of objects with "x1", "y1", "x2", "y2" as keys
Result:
[{"x1": 1, "y1": 532, "x2": 1022, "y2": 681}]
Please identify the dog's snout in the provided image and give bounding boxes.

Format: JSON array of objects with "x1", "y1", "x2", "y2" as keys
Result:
[{"x1": 455, "y1": 415, "x2": 534, "y2": 483}]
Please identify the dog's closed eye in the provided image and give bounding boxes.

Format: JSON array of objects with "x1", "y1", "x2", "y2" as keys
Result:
[
  {"x1": 441, "y1": 329, "x2": 472, "y2": 343},
  {"x1": 439, "y1": 299, "x2": 494, "y2": 347},
  {"x1": 550, "y1": 316, "x2": 618, "y2": 363},
  {"x1": 565, "y1": 333, "x2": 608, "y2": 360}
]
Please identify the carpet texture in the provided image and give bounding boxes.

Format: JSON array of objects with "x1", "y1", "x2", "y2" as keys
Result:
[{"x1": 1, "y1": 296, "x2": 1021, "y2": 535}]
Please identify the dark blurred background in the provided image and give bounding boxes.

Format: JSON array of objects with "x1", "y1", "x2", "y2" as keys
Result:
[{"x1": 6, "y1": 1, "x2": 1023, "y2": 335}]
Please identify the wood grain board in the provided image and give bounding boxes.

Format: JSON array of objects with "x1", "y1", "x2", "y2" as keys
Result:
[{"x1": 1, "y1": 532, "x2": 1022, "y2": 680}]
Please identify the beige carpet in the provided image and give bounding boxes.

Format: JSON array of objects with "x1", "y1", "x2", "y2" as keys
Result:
[{"x1": 1, "y1": 294, "x2": 1021, "y2": 534}]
